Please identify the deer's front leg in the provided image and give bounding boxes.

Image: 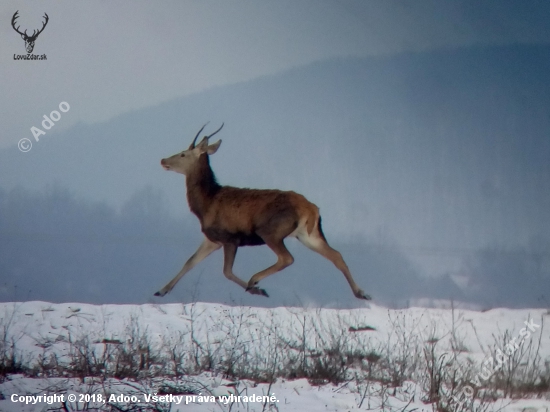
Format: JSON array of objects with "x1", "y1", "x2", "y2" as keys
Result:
[
  {"x1": 155, "y1": 237, "x2": 221, "y2": 297},
  {"x1": 223, "y1": 244, "x2": 269, "y2": 297}
]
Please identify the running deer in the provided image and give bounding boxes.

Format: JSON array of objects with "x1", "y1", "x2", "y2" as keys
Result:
[{"x1": 155, "y1": 124, "x2": 370, "y2": 300}]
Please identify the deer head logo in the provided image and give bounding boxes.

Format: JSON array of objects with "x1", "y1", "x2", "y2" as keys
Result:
[{"x1": 12, "y1": 11, "x2": 49, "y2": 54}]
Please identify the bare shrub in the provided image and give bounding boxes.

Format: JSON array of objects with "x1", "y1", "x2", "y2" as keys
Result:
[{"x1": 0, "y1": 304, "x2": 26, "y2": 379}]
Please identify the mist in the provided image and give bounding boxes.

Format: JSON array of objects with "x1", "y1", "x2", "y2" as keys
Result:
[{"x1": 1, "y1": 10, "x2": 549, "y2": 308}]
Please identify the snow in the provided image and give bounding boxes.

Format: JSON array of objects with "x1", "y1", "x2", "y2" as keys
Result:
[{"x1": 0, "y1": 301, "x2": 548, "y2": 411}]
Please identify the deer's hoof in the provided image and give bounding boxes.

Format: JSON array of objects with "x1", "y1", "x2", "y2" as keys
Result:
[
  {"x1": 154, "y1": 290, "x2": 167, "y2": 297},
  {"x1": 355, "y1": 289, "x2": 372, "y2": 300},
  {"x1": 246, "y1": 286, "x2": 269, "y2": 297}
]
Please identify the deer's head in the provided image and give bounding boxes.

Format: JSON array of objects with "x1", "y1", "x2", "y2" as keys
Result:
[
  {"x1": 161, "y1": 123, "x2": 223, "y2": 175},
  {"x1": 12, "y1": 11, "x2": 49, "y2": 54}
]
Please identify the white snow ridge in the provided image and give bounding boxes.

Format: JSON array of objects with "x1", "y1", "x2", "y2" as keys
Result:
[{"x1": 0, "y1": 301, "x2": 549, "y2": 411}]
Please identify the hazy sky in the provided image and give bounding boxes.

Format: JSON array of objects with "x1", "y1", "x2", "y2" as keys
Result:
[
  {"x1": 2, "y1": 1, "x2": 550, "y2": 149},
  {"x1": 1, "y1": 1, "x2": 550, "y2": 307}
]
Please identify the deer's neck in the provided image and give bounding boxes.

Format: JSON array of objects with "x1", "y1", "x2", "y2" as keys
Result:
[{"x1": 186, "y1": 155, "x2": 221, "y2": 220}]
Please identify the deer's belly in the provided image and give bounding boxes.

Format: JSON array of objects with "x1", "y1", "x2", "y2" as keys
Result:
[{"x1": 203, "y1": 228, "x2": 265, "y2": 246}]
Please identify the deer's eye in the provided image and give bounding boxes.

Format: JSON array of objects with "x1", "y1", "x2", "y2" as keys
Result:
[{"x1": 180, "y1": 153, "x2": 185, "y2": 157}]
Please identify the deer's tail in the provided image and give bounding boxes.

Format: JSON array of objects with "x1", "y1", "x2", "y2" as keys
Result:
[{"x1": 305, "y1": 203, "x2": 324, "y2": 238}]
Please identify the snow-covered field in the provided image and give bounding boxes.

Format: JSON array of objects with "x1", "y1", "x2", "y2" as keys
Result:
[{"x1": 0, "y1": 301, "x2": 548, "y2": 411}]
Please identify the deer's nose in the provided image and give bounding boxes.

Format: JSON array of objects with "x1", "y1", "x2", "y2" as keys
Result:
[{"x1": 160, "y1": 159, "x2": 170, "y2": 170}]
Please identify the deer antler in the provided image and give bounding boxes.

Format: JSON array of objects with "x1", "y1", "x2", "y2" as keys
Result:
[
  {"x1": 30, "y1": 13, "x2": 49, "y2": 39},
  {"x1": 11, "y1": 11, "x2": 25, "y2": 37},
  {"x1": 206, "y1": 123, "x2": 224, "y2": 140},
  {"x1": 189, "y1": 123, "x2": 224, "y2": 149},
  {"x1": 11, "y1": 11, "x2": 49, "y2": 40},
  {"x1": 190, "y1": 123, "x2": 209, "y2": 149}
]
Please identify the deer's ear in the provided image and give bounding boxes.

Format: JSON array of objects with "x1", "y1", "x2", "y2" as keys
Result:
[{"x1": 206, "y1": 139, "x2": 222, "y2": 155}]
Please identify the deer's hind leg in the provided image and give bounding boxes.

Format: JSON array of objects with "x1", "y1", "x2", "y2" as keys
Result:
[
  {"x1": 245, "y1": 238, "x2": 294, "y2": 293},
  {"x1": 297, "y1": 222, "x2": 371, "y2": 300},
  {"x1": 245, "y1": 216, "x2": 296, "y2": 294}
]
